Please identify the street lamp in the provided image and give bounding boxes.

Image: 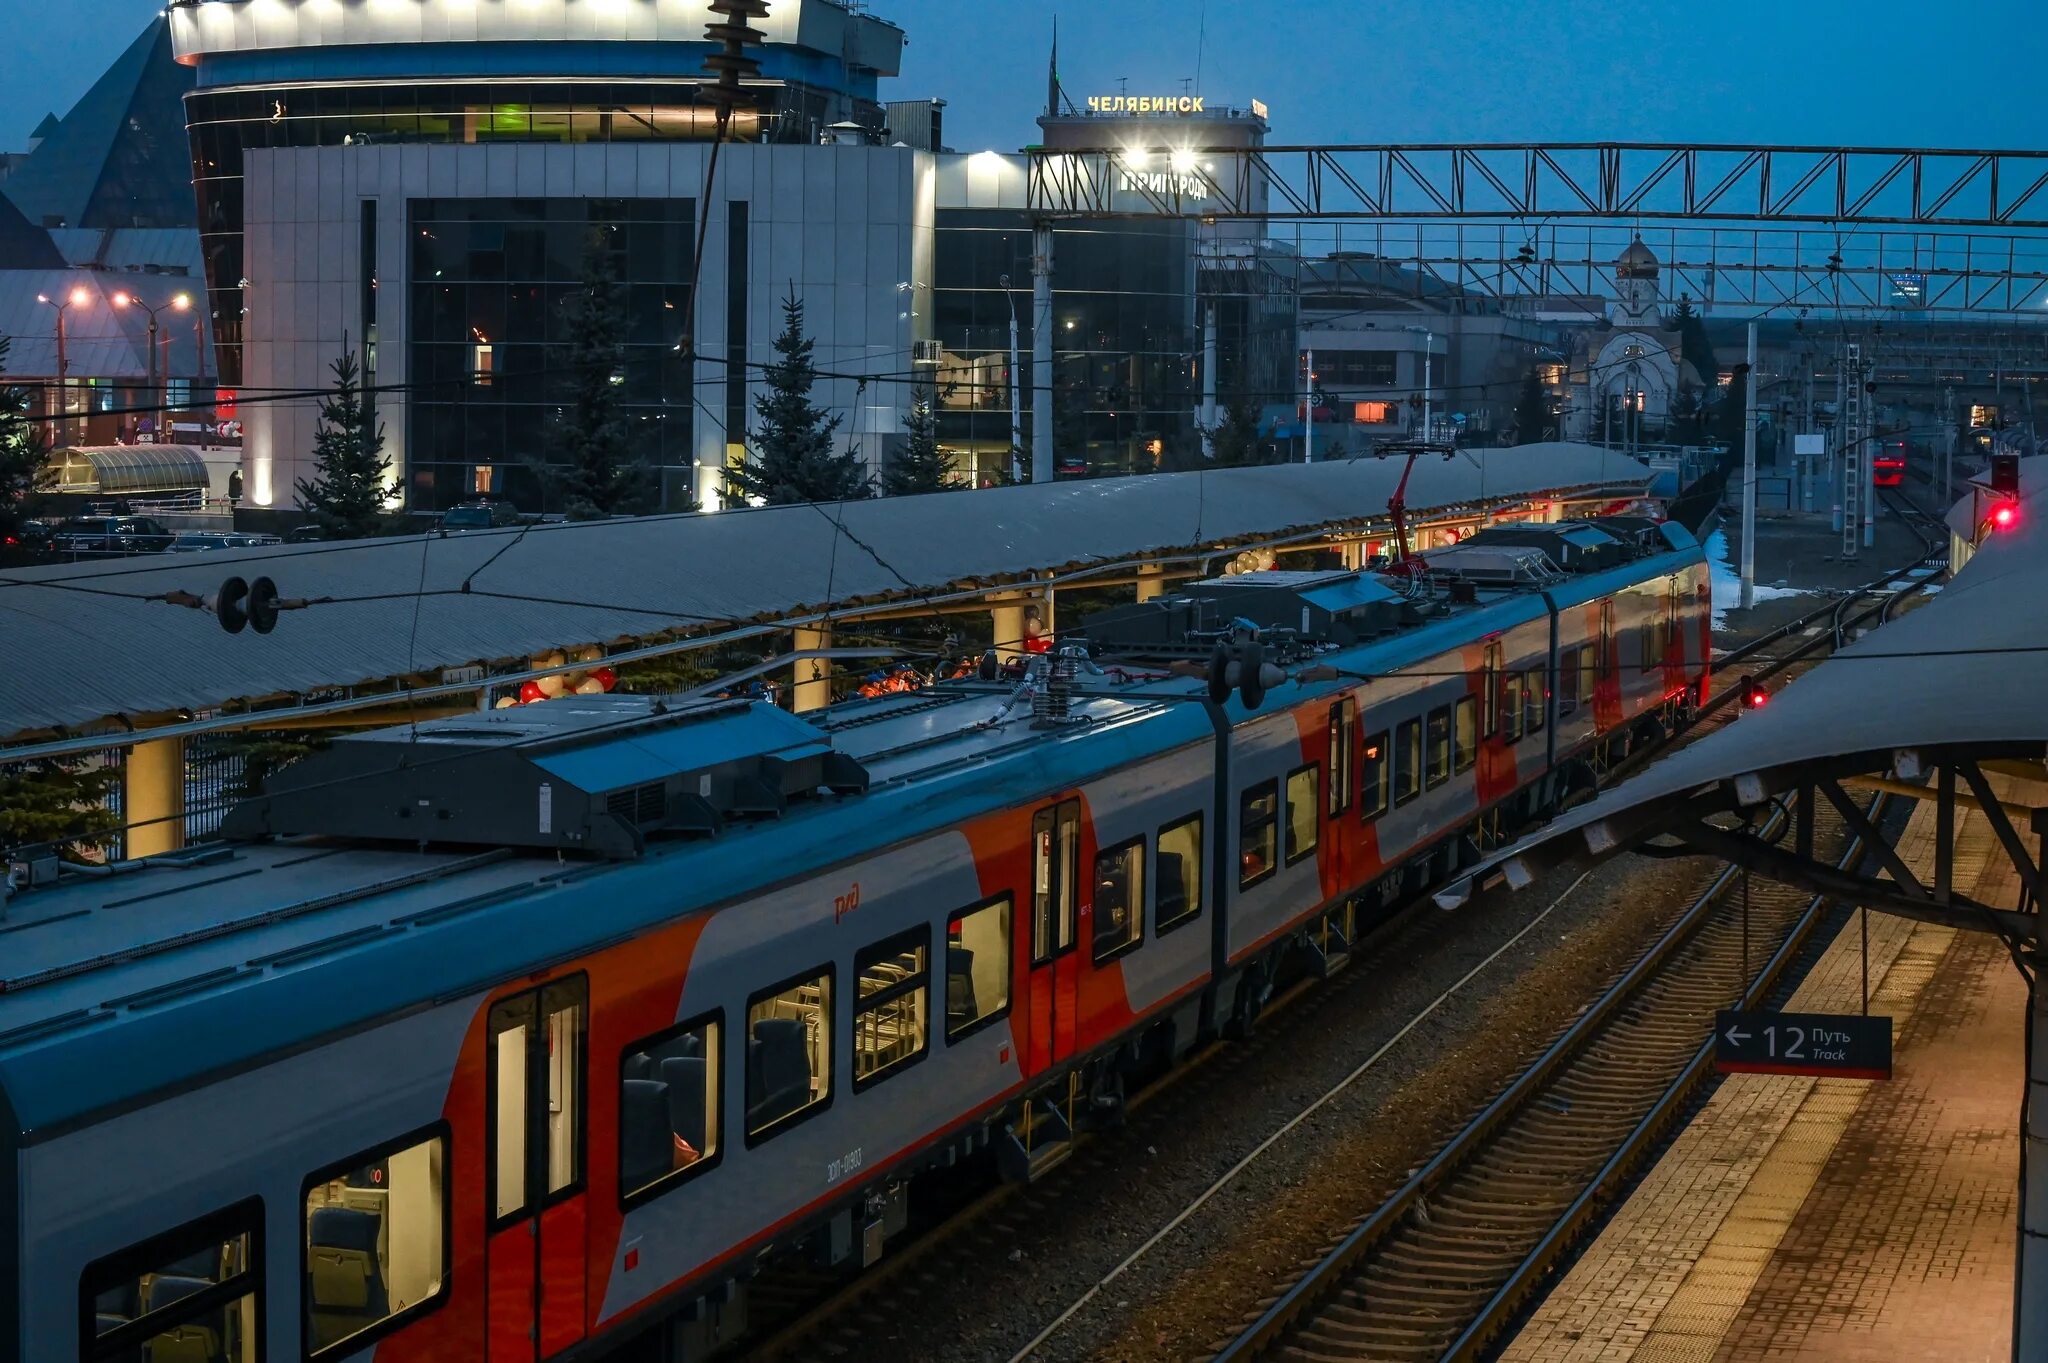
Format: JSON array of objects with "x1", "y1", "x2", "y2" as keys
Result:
[
  {"x1": 35, "y1": 285, "x2": 94, "y2": 446},
  {"x1": 1402, "y1": 324, "x2": 1435, "y2": 441},
  {"x1": 112, "y1": 290, "x2": 192, "y2": 441}
]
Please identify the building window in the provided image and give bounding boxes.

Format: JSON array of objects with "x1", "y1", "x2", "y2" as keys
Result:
[
  {"x1": 854, "y1": 929, "x2": 930, "y2": 1088},
  {"x1": 620, "y1": 1014, "x2": 720, "y2": 1203},
  {"x1": 1155, "y1": 815, "x2": 1203, "y2": 931},
  {"x1": 1285, "y1": 764, "x2": 1320, "y2": 863},
  {"x1": 746, "y1": 968, "x2": 832, "y2": 1140},
  {"x1": 1426, "y1": 705, "x2": 1452, "y2": 787},
  {"x1": 1353, "y1": 400, "x2": 1400, "y2": 424},
  {"x1": 946, "y1": 895, "x2": 1013, "y2": 1039},
  {"x1": 81, "y1": 1200, "x2": 262, "y2": 1363},
  {"x1": 1091, "y1": 838, "x2": 1145, "y2": 963},
  {"x1": 469, "y1": 339, "x2": 493, "y2": 385},
  {"x1": 1239, "y1": 781, "x2": 1279, "y2": 887},
  {"x1": 1320, "y1": 351, "x2": 1398, "y2": 386},
  {"x1": 1360, "y1": 730, "x2": 1390, "y2": 820},
  {"x1": 1393, "y1": 717, "x2": 1423, "y2": 805},
  {"x1": 303, "y1": 1130, "x2": 449, "y2": 1358}
]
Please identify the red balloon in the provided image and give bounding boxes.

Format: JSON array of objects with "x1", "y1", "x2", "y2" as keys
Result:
[
  {"x1": 518, "y1": 681, "x2": 545, "y2": 704},
  {"x1": 592, "y1": 667, "x2": 618, "y2": 691}
]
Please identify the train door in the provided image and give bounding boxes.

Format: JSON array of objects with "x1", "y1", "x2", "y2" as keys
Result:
[
  {"x1": 1025, "y1": 800, "x2": 1082, "y2": 1072},
  {"x1": 485, "y1": 976, "x2": 589, "y2": 1362},
  {"x1": 1326, "y1": 697, "x2": 1357, "y2": 893}
]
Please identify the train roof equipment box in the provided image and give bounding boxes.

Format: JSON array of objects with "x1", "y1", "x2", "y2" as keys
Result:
[
  {"x1": 221, "y1": 695, "x2": 870, "y2": 858},
  {"x1": 1072, "y1": 569, "x2": 1415, "y2": 663}
]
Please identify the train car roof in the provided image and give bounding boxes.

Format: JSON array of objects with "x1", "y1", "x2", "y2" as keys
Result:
[{"x1": 0, "y1": 536, "x2": 1702, "y2": 1137}]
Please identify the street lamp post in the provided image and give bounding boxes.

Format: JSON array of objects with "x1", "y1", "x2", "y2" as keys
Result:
[
  {"x1": 113, "y1": 290, "x2": 192, "y2": 443},
  {"x1": 35, "y1": 285, "x2": 93, "y2": 446}
]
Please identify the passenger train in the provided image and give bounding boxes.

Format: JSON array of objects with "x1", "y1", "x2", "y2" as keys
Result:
[{"x1": 1, "y1": 517, "x2": 1711, "y2": 1363}]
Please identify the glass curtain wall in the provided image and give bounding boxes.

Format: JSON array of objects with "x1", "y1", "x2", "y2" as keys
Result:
[{"x1": 406, "y1": 197, "x2": 695, "y2": 512}]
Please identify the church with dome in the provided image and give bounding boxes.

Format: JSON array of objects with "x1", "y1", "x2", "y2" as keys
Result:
[{"x1": 1562, "y1": 238, "x2": 1703, "y2": 441}]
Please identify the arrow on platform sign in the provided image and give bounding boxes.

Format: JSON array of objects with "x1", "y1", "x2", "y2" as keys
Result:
[{"x1": 1723, "y1": 1025, "x2": 1751, "y2": 1046}]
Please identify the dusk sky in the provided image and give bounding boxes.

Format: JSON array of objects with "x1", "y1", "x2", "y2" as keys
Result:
[{"x1": 4, "y1": 0, "x2": 2045, "y2": 154}]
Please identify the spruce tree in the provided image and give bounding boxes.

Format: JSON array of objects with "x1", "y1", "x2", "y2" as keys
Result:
[
  {"x1": 728, "y1": 290, "x2": 865, "y2": 504},
  {"x1": 294, "y1": 350, "x2": 389, "y2": 538},
  {"x1": 549, "y1": 226, "x2": 659, "y2": 519},
  {"x1": 1670, "y1": 295, "x2": 1719, "y2": 392},
  {"x1": 879, "y1": 383, "x2": 957, "y2": 495},
  {"x1": 0, "y1": 335, "x2": 48, "y2": 541},
  {"x1": 1715, "y1": 364, "x2": 1751, "y2": 450},
  {"x1": 1205, "y1": 398, "x2": 1276, "y2": 466},
  {"x1": 1513, "y1": 367, "x2": 1550, "y2": 444},
  {"x1": 0, "y1": 759, "x2": 119, "y2": 861}
]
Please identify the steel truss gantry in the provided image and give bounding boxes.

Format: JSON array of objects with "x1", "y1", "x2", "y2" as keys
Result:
[{"x1": 1029, "y1": 142, "x2": 2048, "y2": 230}]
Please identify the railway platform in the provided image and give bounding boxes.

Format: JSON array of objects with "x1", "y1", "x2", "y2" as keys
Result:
[{"x1": 1500, "y1": 777, "x2": 2028, "y2": 1363}]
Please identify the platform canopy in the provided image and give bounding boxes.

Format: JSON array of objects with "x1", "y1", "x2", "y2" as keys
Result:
[
  {"x1": 44, "y1": 445, "x2": 213, "y2": 496},
  {"x1": 0, "y1": 443, "x2": 1648, "y2": 741}
]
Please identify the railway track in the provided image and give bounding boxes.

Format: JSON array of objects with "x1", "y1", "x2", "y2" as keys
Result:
[
  {"x1": 1207, "y1": 795, "x2": 1878, "y2": 1363},
  {"x1": 688, "y1": 508, "x2": 1947, "y2": 1363}
]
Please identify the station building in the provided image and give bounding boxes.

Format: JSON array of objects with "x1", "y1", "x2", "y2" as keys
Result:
[{"x1": 167, "y1": 0, "x2": 931, "y2": 512}]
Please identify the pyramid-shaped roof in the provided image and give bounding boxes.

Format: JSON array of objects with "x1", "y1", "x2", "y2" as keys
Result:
[
  {"x1": 0, "y1": 18, "x2": 195, "y2": 231},
  {"x1": 28, "y1": 114, "x2": 59, "y2": 143},
  {"x1": 0, "y1": 191, "x2": 62, "y2": 270}
]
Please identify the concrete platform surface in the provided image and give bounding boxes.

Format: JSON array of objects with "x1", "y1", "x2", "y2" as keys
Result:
[{"x1": 1500, "y1": 780, "x2": 2027, "y2": 1363}]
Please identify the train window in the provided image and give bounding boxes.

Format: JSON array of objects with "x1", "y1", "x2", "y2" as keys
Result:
[
  {"x1": 1328, "y1": 699, "x2": 1356, "y2": 815},
  {"x1": 854, "y1": 929, "x2": 930, "y2": 1088},
  {"x1": 1578, "y1": 643, "x2": 1600, "y2": 697},
  {"x1": 1284, "y1": 765, "x2": 1320, "y2": 864},
  {"x1": 745, "y1": 967, "x2": 833, "y2": 1141},
  {"x1": 1091, "y1": 838, "x2": 1145, "y2": 963},
  {"x1": 1597, "y1": 602, "x2": 1616, "y2": 678},
  {"x1": 1557, "y1": 651, "x2": 1580, "y2": 713},
  {"x1": 1155, "y1": 815, "x2": 1203, "y2": 931},
  {"x1": 1393, "y1": 717, "x2": 1422, "y2": 806},
  {"x1": 1359, "y1": 731, "x2": 1390, "y2": 820},
  {"x1": 1239, "y1": 780, "x2": 1279, "y2": 887},
  {"x1": 1426, "y1": 705, "x2": 1451, "y2": 785},
  {"x1": 1503, "y1": 672, "x2": 1524, "y2": 742},
  {"x1": 946, "y1": 895, "x2": 1014, "y2": 1039},
  {"x1": 1031, "y1": 800, "x2": 1081, "y2": 965},
  {"x1": 80, "y1": 1199, "x2": 262, "y2": 1363},
  {"x1": 1526, "y1": 668, "x2": 1547, "y2": 734},
  {"x1": 1481, "y1": 642, "x2": 1504, "y2": 734},
  {"x1": 620, "y1": 1014, "x2": 721, "y2": 1205},
  {"x1": 302, "y1": 1129, "x2": 450, "y2": 1358},
  {"x1": 1452, "y1": 698, "x2": 1476, "y2": 773}
]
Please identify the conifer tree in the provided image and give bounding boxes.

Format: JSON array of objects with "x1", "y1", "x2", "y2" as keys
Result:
[
  {"x1": 1670, "y1": 295, "x2": 1719, "y2": 393},
  {"x1": 0, "y1": 759, "x2": 119, "y2": 861},
  {"x1": 879, "y1": 383, "x2": 957, "y2": 495},
  {"x1": 294, "y1": 350, "x2": 389, "y2": 538},
  {"x1": 0, "y1": 335, "x2": 45, "y2": 542},
  {"x1": 549, "y1": 226, "x2": 660, "y2": 518},
  {"x1": 728, "y1": 290, "x2": 866, "y2": 504},
  {"x1": 1204, "y1": 398, "x2": 1277, "y2": 466}
]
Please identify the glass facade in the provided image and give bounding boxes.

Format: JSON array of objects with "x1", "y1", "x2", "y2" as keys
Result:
[
  {"x1": 186, "y1": 79, "x2": 843, "y2": 385},
  {"x1": 406, "y1": 197, "x2": 696, "y2": 512},
  {"x1": 934, "y1": 211, "x2": 1201, "y2": 481}
]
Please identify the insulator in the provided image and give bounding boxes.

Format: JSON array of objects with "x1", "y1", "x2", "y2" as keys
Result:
[{"x1": 704, "y1": 0, "x2": 770, "y2": 115}]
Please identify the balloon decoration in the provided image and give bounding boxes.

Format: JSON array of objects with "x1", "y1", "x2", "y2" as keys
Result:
[{"x1": 500, "y1": 652, "x2": 620, "y2": 706}]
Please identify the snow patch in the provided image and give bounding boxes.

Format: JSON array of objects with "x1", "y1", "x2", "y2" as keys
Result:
[{"x1": 1705, "y1": 530, "x2": 1812, "y2": 630}]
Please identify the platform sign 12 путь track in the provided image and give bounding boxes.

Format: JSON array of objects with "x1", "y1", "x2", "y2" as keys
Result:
[{"x1": 1713, "y1": 1009, "x2": 1893, "y2": 1080}]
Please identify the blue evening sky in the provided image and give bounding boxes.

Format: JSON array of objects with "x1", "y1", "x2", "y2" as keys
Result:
[{"x1": 3, "y1": 0, "x2": 2043, "y2": 154}]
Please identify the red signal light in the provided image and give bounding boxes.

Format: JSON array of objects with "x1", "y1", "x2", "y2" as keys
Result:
[
  {"x1": 1992, "y1": 501, "x2": 2019, "y2": 531},
  {"x1": 1748, "y1": 688, "x2": 1769, "y2": 709}
]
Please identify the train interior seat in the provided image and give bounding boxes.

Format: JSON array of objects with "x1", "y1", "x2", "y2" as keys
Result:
[
  {"x1": 140, "y1": 1276, "x2": 218, "y2": 1363},
  {"x1": 620, "y1": 1078, "x2": 675, "y2": 1191},
  {"x1": 1156, "y1": 852, "x2": 1186, "y2": 921},
  {"x1": 624, "y1": 1051, "x2": 655, "y2": 1081},
  {"x1": 656, "y1": 1056, "x2": 709, "y2": 1158},
  {"x1": 308, "y1": 1206, "x2": 388, "y2": 1347},
  {"x1": 747, "y1": 1019, "x2": 811, "y2": 1129},
  {"x1": 946, "y1": 946, "x2": 977, "y2": 1029}
]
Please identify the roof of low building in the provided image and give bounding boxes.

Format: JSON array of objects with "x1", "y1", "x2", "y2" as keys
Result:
[{"x1": 0, "y1": 444, "x2": 1651, "y2": 740}]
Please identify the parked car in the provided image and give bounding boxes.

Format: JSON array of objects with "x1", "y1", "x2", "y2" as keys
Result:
[
  {"x1": 167, "y1": 532, "x2": 283, "y2": 553},
  {"x1": 3, "y1": 519, "x2": 55, "y2": 552},
  {"x1": 284, "y1": 524, "x2": 332, "y2": 543},
  {"x1": 52, "y1": 516, "x2": 176, "y2": 555},
  {"x1": 441, "y1": 500, "x2": 523, "y2": 531}
]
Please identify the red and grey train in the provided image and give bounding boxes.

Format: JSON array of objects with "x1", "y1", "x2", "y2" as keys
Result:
[{"x1": 2, "y1": 518, "x2": 1710, "y2": 1363}]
